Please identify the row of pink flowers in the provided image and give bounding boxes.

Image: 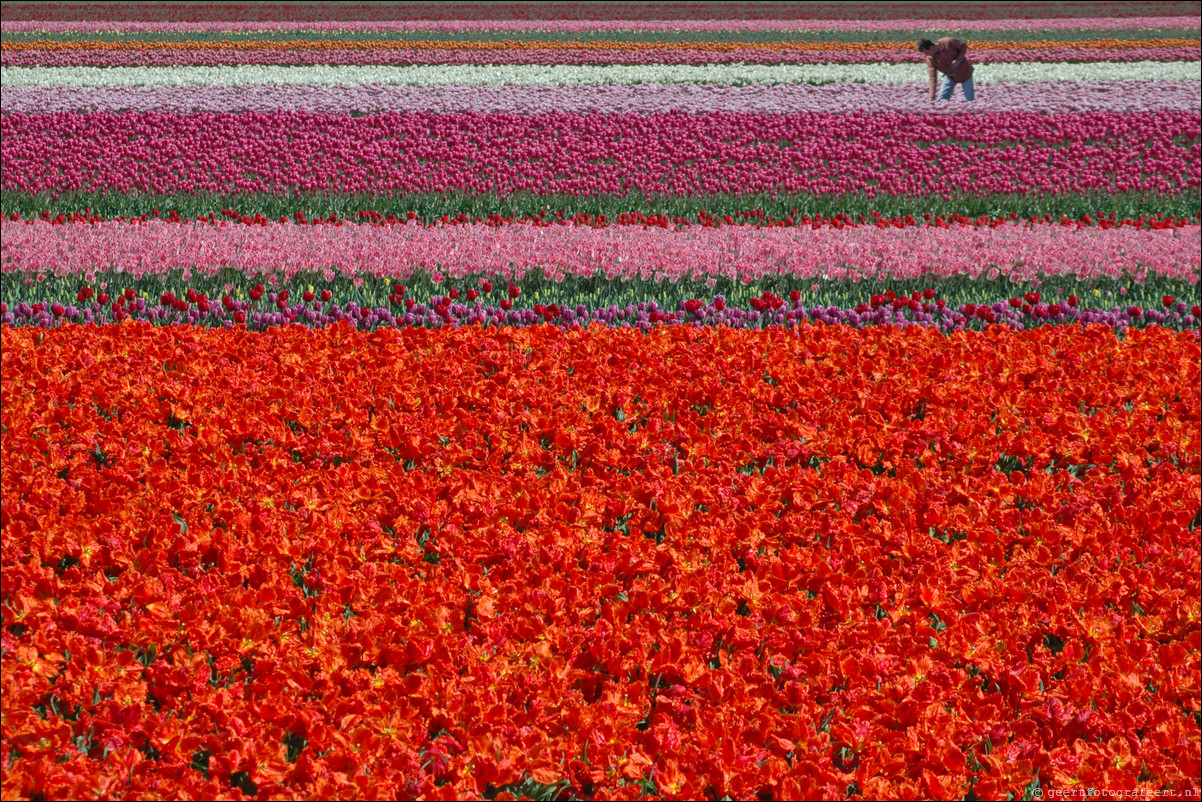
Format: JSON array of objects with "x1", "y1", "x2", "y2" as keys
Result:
[
  {"x1": 5, "y1": 45, "x2": 1197, "y2": 67},
  {"x1": 3, "y1": 15, "x2": 1198, "y2": 31},
  {"x1": 4, "y1": 219, "x2": 1196, "y2": 284},
  {"x1": 4, "y1": 111, "x2": 1197, "y2": 197},
  {"x1": 5, "y1": 81, "x2": 1196, "y2": 116}
]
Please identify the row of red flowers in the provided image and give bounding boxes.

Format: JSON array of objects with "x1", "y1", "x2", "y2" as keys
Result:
[
  {"x1": 5, "y1": 111, "x2": 1198, "y2": 198},
  {"x1": 2, "y1": 323, "x2": 1199, "y2": 800},
  {"x1": 10, "y1": 208, "x2": 1200, "y2": 230},
  {"x1": 60, "y1": 284, "x2": 1197, "y2": 315}
]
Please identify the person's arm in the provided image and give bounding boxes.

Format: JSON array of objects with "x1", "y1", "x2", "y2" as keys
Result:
[
  {"x1": 928, "y1": 60, "x2": 937, "y2": 99},
  {"x1": 949, "y1": 39, "x2": 967, "y2": 72}
]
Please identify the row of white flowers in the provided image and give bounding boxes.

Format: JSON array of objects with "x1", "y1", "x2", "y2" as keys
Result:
[
  {"x1": 4, "y1": 61, "x2": 1199, "y2": 87},
  {"x1": 5, "y1": 80, "x2": 1197, "y2": 115}
]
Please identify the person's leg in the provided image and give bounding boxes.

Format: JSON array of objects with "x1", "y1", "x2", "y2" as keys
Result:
[
  {"x1": 936, "y1": 75, "x2": 954, "y2": 101},
  {"x1": 961, "y1": 76, "x2": 975, "y2": 101}
]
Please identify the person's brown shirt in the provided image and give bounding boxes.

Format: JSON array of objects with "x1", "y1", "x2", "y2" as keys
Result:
[{"x1": 926, "y1": 37, "x2": 973, "y2": 90}]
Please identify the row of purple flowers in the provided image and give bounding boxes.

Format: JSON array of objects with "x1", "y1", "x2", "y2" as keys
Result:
[{"x1": 6, "y1": 294, "x2": 1199, "y2": 332}]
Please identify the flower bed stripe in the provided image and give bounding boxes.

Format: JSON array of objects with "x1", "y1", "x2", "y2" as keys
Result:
[
  {"x1": 4, "y1": 111, "x2": 1197, "y2": 198},
  {"x1": 5, "y1": 1, "x2": 1198, "y2": 22},
  {"x1": 8, "y1": 44, "x2": 1198, "y2": 67},
  {"x1": 4, "y1": 219, "x2": 1197, "y2": 285},
  {"x1": 3, "y1": 321, "x2": 1198, "y2": 799},
  {"x1": 6, "y1": 28, "x2": 1200, "y2": 44},
  {"x1": 7, "y1": 287, "x2": 1198, "y2": 331},
  {"x1": 15, "y1": 37, "x2": 1198, "y2": 51},
  {"x1": 5, "y1": 60, "x2": 1199, "y2": 86},
  {"x1": 5, "y1": 80, "x2": 1199, "y2": 115},
  {"x1": 4, "y1": 16, "x2": 1200, "y2": 32}
]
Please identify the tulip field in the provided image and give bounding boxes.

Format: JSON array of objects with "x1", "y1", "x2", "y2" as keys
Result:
[{"x1": 1, "y1": 3, "x2": 1199, "y2": 801}]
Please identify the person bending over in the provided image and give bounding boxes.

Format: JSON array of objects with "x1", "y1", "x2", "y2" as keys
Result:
[{"x1": 918, "y1": 37, "x2": 974, "y2": 102}]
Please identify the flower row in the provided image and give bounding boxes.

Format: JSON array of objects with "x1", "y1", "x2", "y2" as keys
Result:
[
  {"x1": 4, "y1": 111, "x2": 1198, "y2": 197},
  {"x1": 4, "y1": 218, "x2": 1198, "y2": 285},
  {"x1": 7, "y1": 80, "x2": 1198, "y2": 115},
  {"x1": 4, "y1": 15, "x2": 1199, "y2": 32},
  {"x1": 6, "y1": 1, "x2": 1197, "y2": 22},
  {"x1": 3, "y1": 322, "x2": 1198, "y2": 800},
  {"x1": 8, "y1": 44, "x2": 1199, "y2": 67},
  {"x1": 5, "y1": 60, "x2": 1198, "y2": 85},
  {"x1": 5, "y1": 28, "x2": 1197, "y2": 45},
  {"x1": 16, "y1": 37, "x2": 1193, "y2": 51},
  {"x1": 6, "y1": 290, "x2": 1199, "y2": 332},
  {"x1": 11, "y1": 208, "x2": 1201, "y2": 230}
]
